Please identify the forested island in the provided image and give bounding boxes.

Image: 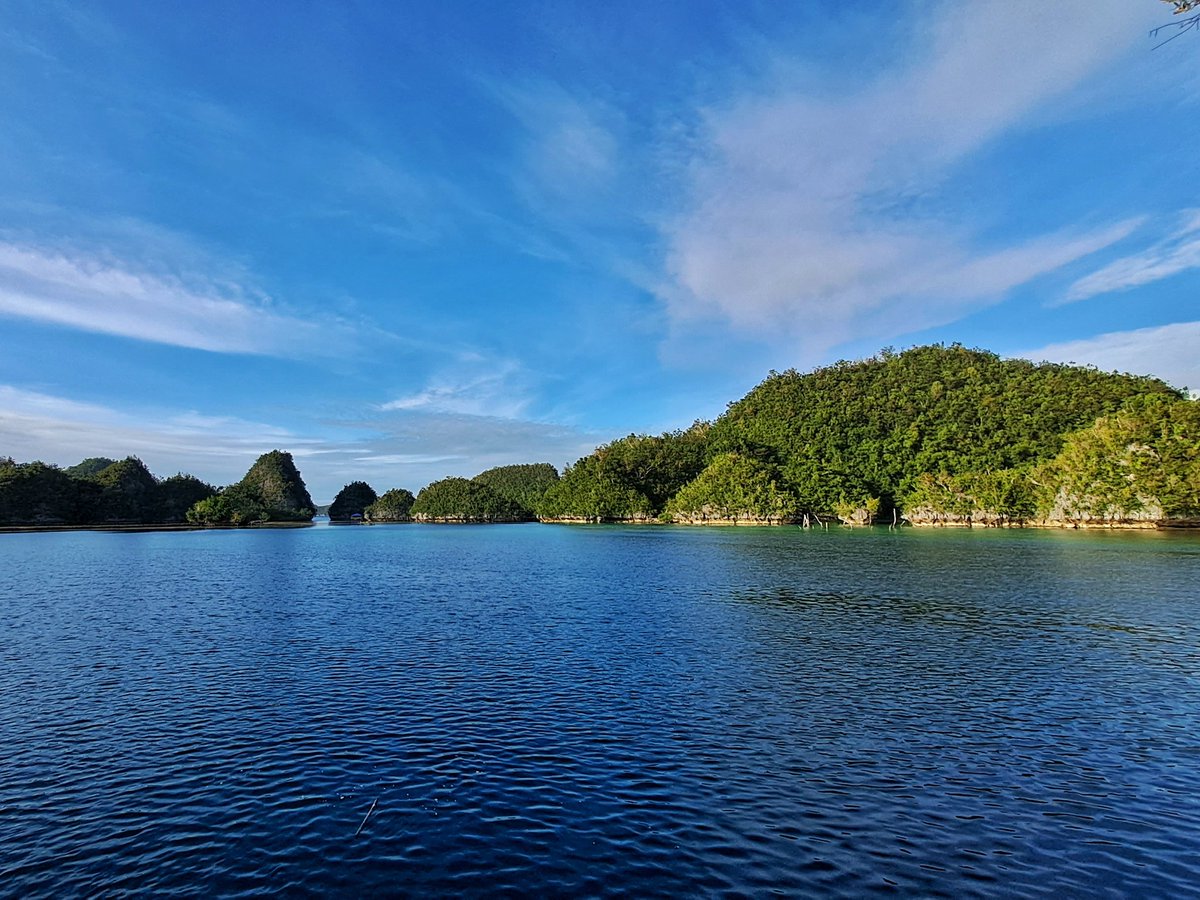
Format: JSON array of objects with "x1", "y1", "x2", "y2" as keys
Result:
[
  {"x1": 533, "y1": 344, "x2": 1198, "y2": 528},
  {"x1": 3, "y1": 345, "x2": 1197, "y2": 530},
  {"x1": 0, "y1": 449, "x2": 315, "y2": 529}
]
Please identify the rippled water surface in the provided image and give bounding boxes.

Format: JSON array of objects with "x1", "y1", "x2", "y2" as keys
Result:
[{"x1": 2, "y1": 524, "x2": 1200, "y2": 897}]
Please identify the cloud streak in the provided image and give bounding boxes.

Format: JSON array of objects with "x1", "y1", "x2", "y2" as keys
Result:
[
  {"x1": 302, "y1": 408, "x2": 601, "y2": 501},
  {"x1": 1064, "y1": 210, "x2": 1200, "y2": 303},
  {"x1": 348, "y1": 410, "x2": 600, "y2": 476},
  {"x1": 380, "y1": 356, "x2": 537, "y2": 419},
  {"x1": 0, "y1": 241, "x2": 346, "y2": 356},
  {"x1": 500, "y1": 81, "x2": 621, "y2": 210},
  {"x1": 659, "y1": 0, "x2": 1154, "y2": 361},
  {"x1": 0, "y1": 382, "x2": 604, "y2": 503},
  {"x1": 0, "y1": 384, "x2": 320, "y2": 485},
  {"x1": 1019, "y1": 320, "x2": 1200, "y2": 395}
]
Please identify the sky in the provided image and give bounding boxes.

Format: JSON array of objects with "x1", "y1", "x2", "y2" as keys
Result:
[{"x1": 0, "y1": 0, "x2": 1197, "y2": 503}]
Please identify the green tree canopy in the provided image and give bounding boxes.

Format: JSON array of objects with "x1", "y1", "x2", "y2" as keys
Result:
[
  {"x1": 365, "y1": 488, "x2": 416, "y2": 522},
  {"x1": 709, "y1": 344, "x2": 1179, "y2": 517},
  {"x1": 234, "y1": 450, "x2": 315, "y2": 520},
  {"x1": 472, "y1": 463, "x2": 559, "y2": 515},
  {"x1": 901, "y1": 469, "x2": 1036, "y2": 526},
  {"x1": 157, "y1": 474, "x2": 216, "y2": 523},
  {"x1": 537, "y1": 454, "x2": 654, "y2": 522},
  {"x1": 329, "y1": 481, "x2": 378, "y2": 521},
  {"x1": 0, "y1": 460, "x2": 92, "y2": 525},
  {"x1": 184, "y1": 450, "x2": 314, "y2": 525},
  {"x1": 1038, "y1": 395, "x2": 1200, "y2": 522},
  {"x1": 94, "y1": 457, "x2": 159, "y2": 523},
  {"x1": 2, "y1": 456, "x2": 219, "y2": 526},
  {"x1": 186, "y1": 483, "x2": 269, "y2": 526},
  {"x1": 65, "y1": 457, "x2": 117, "y2": 479},
  {"x1": 411, "y1": 477, "x2": 526, "y2": 522},
  {"x1": 667, "y1": 452, "x2": 799, "y2": 523},
  {"x1": 186, "y1": 493, "x2": 238, "y2": 526},
  {"x1": 536, "y1": 423, "x2": 710, "y2": 521}
]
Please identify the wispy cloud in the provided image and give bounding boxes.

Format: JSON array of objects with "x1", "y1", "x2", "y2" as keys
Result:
[
  {"x1": 0, "y1": 381, "x2": 603, "y2": 503},
  {"x1": 340, "y1": 409, "x2": 602, "y2": 491},
  {"x1": 0, "y1": 241, "x2": 349, "y2": 356},
  {"x1": 317, "y1": 148, "x2": 472, "y2": 245},
  {"x1": 658, "y1": 0, "x2": 1154, "y2": 362},
  {"x1": 1063, "y1": 209, "x2": 1200, "y2": 303},
  {"x1": 500, "y1": 81, "x2": 621, "y2": 209},
  {"x1": 1018, "y1": 320, "x2": 1200, "y2": 394},
  {"x1": 380, "y1": 356, "x2": 536, "y2": 419},
  {"x1": 0, "y1": 384, "x2": 319, "y2": 484}
]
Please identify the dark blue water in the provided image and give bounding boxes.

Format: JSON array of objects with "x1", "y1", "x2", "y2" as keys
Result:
[{"x1": 2, "y1": 524, "x2": 1199, "y2": 897}]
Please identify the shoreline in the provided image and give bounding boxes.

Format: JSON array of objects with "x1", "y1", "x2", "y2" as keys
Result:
[
  {"x1": 902, "y1": 519, "x2": 1199, "y2": 530},
  {"x1": 0, "y1": 521, "x2": 315, "y2": 535},
  {"x1": 2, "y1": 518, "x2": 1196, "y2": 535}
]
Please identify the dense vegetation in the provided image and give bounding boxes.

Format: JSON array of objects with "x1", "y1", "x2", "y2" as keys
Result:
[
  {"x1": 328, "y1": 481, "x2": 378, "y2": 521},
  {"x1": 899, "y1": 392, "x2": 1200, "y2": 527},
  {"x1": 401, "y1": 464, "x2": 560, "y2": 522},
  {"x1": 0, "y1": 456, "x2": 216, "y2": 526},
  {"x1": 237, "y1": 451, "x2": 315, "y2": 517},
  {"x1": 365, "y1": 488, "x2": 416, "y2": 522},
  {"x1": 411, "y1": 477, "x2": 526, "y2": 522},
  {"x1": 665, "y1": 452, "x2": 798, "y2": 524},
  {"x1": 1036, "y1": 393, "x2": 1199, "y2": 523},
  {"x1": 902, "y1": 469, "x2": 1036, "y2": 527},
  {"x1": 708, "y1": 345, "x2": 1178, "y2": 516},
  {"x1": 186, "y1": 450, "x2": 315, "y2": 525},
  {"x1": 473, "y1": 463, "x2": 559, "y2": 516},
  {"x1": 537, "y1": 345, "x2": 1193, "y2": 526},
  {"x1": 65, "y1": 457, "x2": 117, "y2": 479},
  {"x1": 537, "y1": 424, "x2": 710, "y2": 522}
]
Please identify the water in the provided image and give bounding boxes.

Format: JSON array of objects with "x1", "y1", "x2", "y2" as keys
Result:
[{"x1": 2, "y1": 524, "x2": 1199, "y2": 897}]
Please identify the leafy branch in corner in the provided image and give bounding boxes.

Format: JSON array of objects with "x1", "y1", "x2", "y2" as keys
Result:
[{"x1": 1153, "y1": 0, "x2": 1200, "y2": 47}]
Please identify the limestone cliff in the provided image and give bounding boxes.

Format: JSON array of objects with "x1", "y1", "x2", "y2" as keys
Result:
[{"x1": 235, "y1": 450, "x2": 315, "y2": 519}]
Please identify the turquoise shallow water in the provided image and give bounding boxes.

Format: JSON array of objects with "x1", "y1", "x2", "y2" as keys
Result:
[{"x1": 2, "y1": 524, "x2": 1199, "y2": 897}]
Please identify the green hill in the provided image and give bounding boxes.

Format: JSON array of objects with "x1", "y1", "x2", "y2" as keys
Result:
[
  {"x1": 329, "y1": 481, "x2": 377, "y2": 521},
  {"x1": 536, "y1": 345, "x2": 1185, "y2": 525},
  {"x1": 187, "y1": 450, "x2": 315, "y2": 525},
  {"x1": 1, "y1": 344, "x2": 1193, "y2": 532},
  {"x1": 473, "y1": 463, "x2": 559, "y2": 516},
  {"x1": 237, "y1": 450, "x2": 314, "y2": 518},
  {"x1": 707, "y1": 344, "x2": 1180, "y2": 519},
  {"x1": 365, "y1": 488, "x2": 416, "y2": 522},
  {"x1": 65, "y1": 457, "x2": 117, "y2": 479},
  {"x1": 537, "y1": 423, "x2": 710, "y2": 522},
  {"x1": 411, "y1": 477, "x2": 526, "y2": 522},
  {"x1": 0, "y1": 459, "x2": 91, "y2": 525},
  {"x1": 93, "y1": 457, "x2": 160, "y2": 523}
]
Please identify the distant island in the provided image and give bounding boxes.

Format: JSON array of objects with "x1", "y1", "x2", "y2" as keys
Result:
[
  {"x1": 0, "y1": 449, "x2": 316, "y2": 530},
  {"x1": 3, "y1": 345, "x2": 1197, "y2": 530}
]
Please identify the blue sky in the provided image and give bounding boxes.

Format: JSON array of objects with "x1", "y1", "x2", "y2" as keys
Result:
[{"x1": 0, "y1": 0, "x2": 1197, "y2": 502}]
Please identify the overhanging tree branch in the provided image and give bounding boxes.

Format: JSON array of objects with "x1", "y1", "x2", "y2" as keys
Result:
[{"x1": 1153, "y1": 0, "x2": 1200, "y2": 47}]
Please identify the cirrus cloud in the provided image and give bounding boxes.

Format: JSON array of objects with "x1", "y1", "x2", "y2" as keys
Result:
[
  {"x1": 1063, "y1": 209, "x2": 1200, "y2": 303},
  {"x1": 0, "y1": 240, "x2": 350, "y2": 356},
  {"x1": 1019, "y1": 320, "x2": 1200, "y2": 395},
  {"x1": 657, "y1": 0, "x2": 1157, "y2": 363}
]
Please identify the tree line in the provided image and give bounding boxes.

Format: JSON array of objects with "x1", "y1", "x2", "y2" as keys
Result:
[
  {"x1": 0, "y1": 449, "x2": 316, "y2": 528},
  {"x1": 4, "y1": 345, "x2": 1197, "y2": 529}
]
